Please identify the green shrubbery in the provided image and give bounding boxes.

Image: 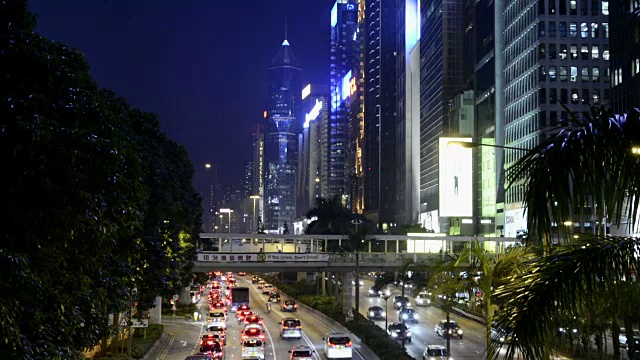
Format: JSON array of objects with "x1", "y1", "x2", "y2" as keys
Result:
[
  {"x1": 344, "y1": 314, "x2": 413, "y2": 360},
  {"x1": 160, "y1": 302, "x2": 196, "y2": 316},
  {"x1": 94, "y1": 324, "x2": 164, "y2": 359}
]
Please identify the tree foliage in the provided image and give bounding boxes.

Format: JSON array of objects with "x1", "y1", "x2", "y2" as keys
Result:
[
  {"x1": 0, "y1": 2, "x2": 202, "y2": 357},
  {"x1": 509, "y1": 106, "x2": 640, "y2": 244}
]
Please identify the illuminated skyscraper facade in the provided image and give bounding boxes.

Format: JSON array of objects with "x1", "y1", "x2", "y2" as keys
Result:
[
  {"x1": 330, "y1": 0, "x2": 359, "y2": 204},
  {"x1": 264, "y1": 37, "x2": 302, "y2": 232}
]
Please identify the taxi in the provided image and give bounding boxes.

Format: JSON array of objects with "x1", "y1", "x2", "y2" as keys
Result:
[
  {"x1": 280, "y1": 318, "x2": 302, "y2": 339},
  {"x1": 257, "y1": 280, "x2": 266, "y2": 289},
  {"x1": 280, "y1": 299, "x2": 297, "y2": 312},
  {"x1": 323, "y1": 333, "x2": 353, "y2": 359},
  {"x1": 261, "y1": 284, "x2": 274, "y2": 294},
  {"x1": 242, "y1": 324, "x2": 266, "y2": 342},
  {"x1": 206, "y1": 321, "x2": 227, "y2": 331},
  {"x1": 206, "y1": 324, "x2": 226, "y2": 335},
  {"x1": 208, "y1": 311, "x2": 226, "y2": 323},
  {"x1": 241, "y1": 338, "x2": 265, "y2": 360}
]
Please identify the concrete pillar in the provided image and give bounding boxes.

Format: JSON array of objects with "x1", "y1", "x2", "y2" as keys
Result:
[
  {"x1": 180, "y1": 287, "x2": 190, "y2": 305},
  {"x1": 297, "y1": 272, "x2": 306, "y2": 282},
  {"x1": 321, "y1": 271, "x2": 326, "y2": 295},
  {"x1": 151, "y1": 296, "x2": 162, "y2": 324}
]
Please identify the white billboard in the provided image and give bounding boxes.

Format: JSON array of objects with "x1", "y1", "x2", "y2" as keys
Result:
[
  {"x1": 505, "y1": 208, "x2": 527, "y2": 238},
  {"x1": 439, "y1": 138, "x2": 473, "y2": 217}
]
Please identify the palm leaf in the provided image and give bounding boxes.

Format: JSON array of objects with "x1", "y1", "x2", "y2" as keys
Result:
[
  {"x1": 490, "y1": 236, "x2": 640, "y2": 359},
  {"x1": 508, "y1": 107, "x2": 640, "y2": 243}
]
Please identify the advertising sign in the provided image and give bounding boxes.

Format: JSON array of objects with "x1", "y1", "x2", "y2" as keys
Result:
[
  {"x1": 504, "y1": 208, "x2": 527, "y2": 238},
  {"x1": 197, "y1": 253, "x2": 329, "y2": 263},
  {"x1": 439, "y1": 138, "x2": 473, "y2": 217}
]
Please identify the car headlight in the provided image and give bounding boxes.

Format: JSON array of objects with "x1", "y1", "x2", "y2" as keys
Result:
[
  {"x1": 369, "y1": 311, "x2": 375, "y2": 316},
  {"x1": 396, "y1": 302, "x2": 402, "y2": 306},
  {"x1": 402, "y1": 314, "x2": 408, "y2": 319},
  {"x1": 457, "y1": 329, "x2": 463, "y2": 334},
  {"x1": 368, "y1": 289, "x2": 375, "y2": 294},
  {"x1": 381, "y1": 311, "x2": 386, "y2": 316},
  {"x1": 499, "y1": 336, "x2": 506, "y2": 342},
  {"x1": 391, "y1": 332, "x2": 398, "y2": 337},
  {"x1": 407, "y1": 331, "x2": 411, "y2": 336},
  {"x1": 414, "y1": 315, "x2": 419, "y2": 319}
]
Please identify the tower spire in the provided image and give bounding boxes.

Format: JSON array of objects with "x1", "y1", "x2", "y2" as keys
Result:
[{"x1": 282, "y1": 16, "x2": 289, "y2": 46}]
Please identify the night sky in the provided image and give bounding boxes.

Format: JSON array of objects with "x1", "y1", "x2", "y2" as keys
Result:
[{"x1": 29, "y1": 0, "x2": 333, "y2": 194}]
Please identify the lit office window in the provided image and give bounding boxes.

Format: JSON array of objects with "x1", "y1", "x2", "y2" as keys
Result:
[
  {"x1": 592, "y1": 67, "x2": 600, "y2": 82},
  {"x1": 581, "y1": 23, "x2": 589, "y2": 37},
  {"x1": 601, "y1": 1, "x2": 609, "y2": 15},
  {"x1": 571, "y1": 66, "x2": 578, "y2": 82},
  {"x1": 560, "y1": 44, "x2": 568, "y2": 59},
  {"x1": 570, "y1": 22, "x2": 578, "y2": 37},
  {"x1": 591, "y1": 45, "x2": 599, "y2": 59}
]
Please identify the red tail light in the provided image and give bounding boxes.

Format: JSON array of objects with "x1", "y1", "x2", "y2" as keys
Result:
[
  {"x1": 259, "y1": 335, "x2": 265, "y2": 339},
  {"x1": 207, "y1": 340, "x2": 214, "y2": 345},
  {"x1": 296, "y1": 326, "x2": 302, "y2": 329},
  {"x1": 328, "y1": 341, "x2": 334, "y2": 346},
  {"x1": 346, "y1": 341, "x2": 352, "y2": 347},
  {"x1": 294, "y1": 304, "x2": 297, "y2": 308},
  {"x1": 200, "y1": 340, "x2": 204, "y2": 345}
]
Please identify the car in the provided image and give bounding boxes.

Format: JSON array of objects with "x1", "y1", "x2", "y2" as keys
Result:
[
  {"x1": 387, "y1": 322, "x2": 412, "y2": 342},
  {"x1": 241, "y1": 339, "x2": 265, "y2": 360},
  {"x1": 211, "y1": 282, "x2": 221, "y2": 291},
  {"x1": 378, "y1": 287, "x2": 392, "y2": 298},
  {"x1": 206, "y1": 322, "x2": 227, "y2": 331},
  {"x1": 210, "y1": 301, "x2": 226, "y2": 313},
  {"x1": 367, "y1": 286, "x2": 381, "y2": 297},
  {"x1": 491, "y1": 326, "x2": 514, "y2": 344},
  {"x1": 227, "y1": 278, "x2": 237, "y2": 287},
  {"x1": 280, "y1": 299, "x2": 297, "y2": 312},
  {"x1": 323, "y1": 333, "x2": 353, "y2": 359},
  {"x1": 268, "y1": 291, "x2": 281, "y2": 302},
  {"x1": 206, "y1": 324, "x2": 226, "y2": 334},
  {"x1": 288, "y1": 345, "x2": 314, "y2": 360},
  {"x1": 238, "y1": 272, "x2": 246, "y2": 276},
  {"x1": 242, "y1": 324, "x2": 266, "y2": 342},
  {"x1": 257, "y1": 280, "x2": 266, "y2": 289},
  {"x1": 262, "y1": 284, "x2": 274, "y2": 294},
  {"x1": 244, "y1": 314, "x2": 263, "y2": 326},
  {"x1": 202, "y1": 333, "x2": 226, "y2": 347},
  {"x1": 367, "y1": 306, "x2": 385, "y2": 320},
  {"x1": 199, "y1": 339, "x2": 224, "y2": 358},
  {"x1": 351, "y1": 279, "x2": 364, "y2": 286},
  {"x1": 393, "y1": 295, "x2": 411, "y2": 310},
  {"x1": 208, "y1": 311, "x2": 226, "y2": 323},
  {"x1": 398, "y1": 308, "x2": 419, "y2": 323},
  {"x1": 423, "y1": 345, "x2": 450, "y2": 360},
  {"x1": 185, "y1": 355, "x2": 213, "y2": 360},
  {"x1": 280, "y1": 318, "x2": 303, "y2": 339},
  {"x1": 415, "y1": 292, "x2": 432, "y2": 306},
  {"x1": 252, "y1": 275, "x2": 260, "y2": 284},
  {"x1": 435, "y1": 320, "x2": 463, "y2": 339}
]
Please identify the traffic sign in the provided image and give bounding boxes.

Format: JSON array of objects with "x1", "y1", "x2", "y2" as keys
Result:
[
  {"x1": 173, "y1": 294, "x2": 179, "y2": 301},
  {"x1": 119, "y1": 317, "x2": 128, "y2": 327},
  {"x1": 131, "y1": 319, "x2": 149, "y2": 328},
  {"x1": 172, "y1": 305, "x2": 177, "y2": 311}
]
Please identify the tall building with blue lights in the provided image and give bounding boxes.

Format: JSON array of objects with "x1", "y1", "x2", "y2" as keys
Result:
[
  {"x1": 264, "y1": 36, "x2": 302, "y2": 232},
  {"x1": 330, "y1": 0, "x2": 359, "y2": 205}
]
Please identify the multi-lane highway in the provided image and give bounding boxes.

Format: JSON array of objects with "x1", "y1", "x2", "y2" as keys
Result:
[
  {"x1": 164, "y1": 274, "x2": 367, "y2": 360},
  {"x1": 353, "y1": 278, "x2": 487, "y2": 359}
]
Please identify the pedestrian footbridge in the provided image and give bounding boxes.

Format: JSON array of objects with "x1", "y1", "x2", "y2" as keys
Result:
[{"x1": 192, "y1": 233, "x2": 518, "y2": 272}]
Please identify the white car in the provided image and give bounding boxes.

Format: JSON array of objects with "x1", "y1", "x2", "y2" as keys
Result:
[
  {"x1": 281, "y1": 318, "x2": 302, "y2": 339},
  {"x1": 423, "y1": 345, "x2": 450, "y2": 359},
  {"x1": 241, "y1": 338, "x2": 265, "y2": 359},
  {"x1": 262, "y1": 284, "x2": 274, "y2": 294},
  {"x1": 415, "y1": 292, "x2": 431, "y2": 306},
  {"x1": 208, "y1": 311, "x2": 226, "y2": 323},
  {"x1": 289, "y1": 345, "x2": 314, "y2": 360},
  {"x1": 323, "y1": 333, "x2": 353, "y2": 359},
  {"x1": 206, "y1": 322, "x2": 227, "y2": 331}
]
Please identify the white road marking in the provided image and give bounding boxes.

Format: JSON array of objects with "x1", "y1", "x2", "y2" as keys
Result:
[{"x1": 180, "y1": 340, "x2": 187, "y2": 347}]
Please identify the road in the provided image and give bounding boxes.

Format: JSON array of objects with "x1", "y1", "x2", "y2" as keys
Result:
[{"x1": 165, "y1": 274, "x2": 366, "y2": 360}]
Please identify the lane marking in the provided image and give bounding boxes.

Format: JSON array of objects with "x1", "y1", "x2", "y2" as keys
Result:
[{"x1": 158, "y1": 332, "x2": 175, "y2": 360}]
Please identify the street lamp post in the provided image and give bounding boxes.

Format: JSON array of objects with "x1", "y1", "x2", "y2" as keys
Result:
[
  {"x1": 250, "y1": 195, "x2": 260, "y2": 233},
  {"x1": 381, "y1": 292, "x2": 392, "y2": 333}
]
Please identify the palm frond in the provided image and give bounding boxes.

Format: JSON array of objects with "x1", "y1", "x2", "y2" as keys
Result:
[
  {"x1": 490, "y1": 236, "x2": 640, "y2": 359},
  {"x1": 508, "y1": 107, "x2": 640, "y2": 242}
]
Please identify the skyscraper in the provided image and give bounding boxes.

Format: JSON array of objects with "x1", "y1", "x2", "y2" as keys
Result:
[
  {"x1": 502, "y1": 0, "x2": 610, "y2": 236},
  {"x1": 363, "y1": 0, "x2": 397, "y2": 227},
  {"x1": 330, "y1": 0, "x2": 359, "y2": 205},
  {"x1": 418, "y1": 0, "x2": 465, "y2": 231},
  {"x1": 264, "y1": 34, "x2": 302, "y2": 232},
  {"x1": 610, "y1": 1, "x2": 636, "y2": 113}
]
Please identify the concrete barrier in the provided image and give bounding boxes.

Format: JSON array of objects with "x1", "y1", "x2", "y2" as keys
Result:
[{"x1": 141, "y1": 332, "x2": 174, "y2": 360}]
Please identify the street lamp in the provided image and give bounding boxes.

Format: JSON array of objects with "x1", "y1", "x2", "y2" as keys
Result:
[
  {"x1": 205, "y1": 163, "x2": 212, "y2": 169},
  {"x1": 250, "y1": 195, "x2": 260, "y2": 233},
  {"x1": 381, "y1": 292, "x2": 392, "y2": 332}
]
